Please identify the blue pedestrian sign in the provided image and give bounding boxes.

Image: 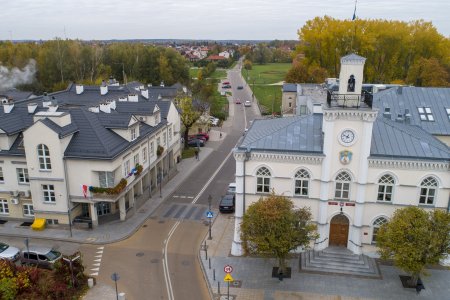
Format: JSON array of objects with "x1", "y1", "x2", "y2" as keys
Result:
[{"x1": 206, "y1": 211, "x2": 214, "y2": 218}]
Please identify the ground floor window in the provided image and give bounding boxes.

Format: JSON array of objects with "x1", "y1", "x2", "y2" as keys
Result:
[
  {"x1": 23, "y1": 204, "x2": 34, "y2": 217},
  {"x1": 96, "y1": 202, "x2": 111, "y2": 216},
  {"x1": 0, "y1": 199, "x2": 9, "y2": 214},
  {"x1": 47, "y1": 219, "x2": 59, "y2": 225}
]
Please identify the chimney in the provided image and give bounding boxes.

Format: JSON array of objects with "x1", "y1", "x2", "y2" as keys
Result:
[
  {"x1": 396, "y1": 86, "x2": 403, "y2": 95},
  {"x1": 106, "y1": 99, "x2": 116, "y2": 110},
  {"x1": 160, "y1": 81, "x2": 165, "y2": 87},
  {"x1": 109, "y1": 76, "x2": 115, "y2": 85},
  {"x1": 404, "y1": 109, "x2": 411, "y2": 124},
  {"x1": 88, "y1": 106, "x2": 100, "y2": 113},
  {"x1": 76, "y1": 84, "x2": 84, "y2": 95},
  {"x1": 42, "y1": 92, "x2": 52, "y2": 108},
  {"x1": 48, "y1": 103, "x2": 58, "y2": 112},
  {"x1": 139, "y1": 85, "x2": 145, "y2": 90},
  {"x1": 158, "y1": 94, "x2": 162, "y2": 100},
  {"x1": 141, "y1": 89, "x2": 149, "y2": 99},
  {"x1": 28, "y1": 103, "x2": 38, "y2": 114},
  {"x1": 119, "y1": 96, "x2": 128, "y2": 102},
  {"x1": 99, "y1": 102, "x2": 111, "y2": 113},
  {"x1": 3, "y1": 99, "x2": 14, "y2": 113},
  {"x1": 383, "y1": 107, "x2": 391, "y2": 119},
  {"x1": 147, "y1": 83, "x2": 152, "y2": 87},
  {"x1": 128, "y1": 94, "x2": 138, "y2": 102},
  {"x1": 100, "y1": 81, "x2": 108, "y2": 95},
  {"x1": 43, "y1": 92, "x2": 50, "y2": 101}
]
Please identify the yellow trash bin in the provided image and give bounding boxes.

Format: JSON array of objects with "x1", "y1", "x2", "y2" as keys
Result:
[{"x1": 31, "y1": 218, "x2": 46, "y2": 231}]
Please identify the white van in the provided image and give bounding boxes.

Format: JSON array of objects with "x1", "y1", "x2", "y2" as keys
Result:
[{"x1": 227, "y1": 182, "x2": 236, "y2": 194}]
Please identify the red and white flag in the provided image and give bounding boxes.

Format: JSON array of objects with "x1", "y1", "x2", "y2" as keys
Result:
[{"x1": 82, "y1": 185, "x2": 88, "y2": 198}]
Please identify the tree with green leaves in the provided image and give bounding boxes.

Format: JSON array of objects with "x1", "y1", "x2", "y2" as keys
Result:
[
  {"x1": 241, "y1": 193, "x2": 319, "y2": 275},
  {"x1": 376, "y1": 207, "x2": 450, "y2": 286},
  {"x1": 175, "y1": 93, "x2": 203, "y2": 148}
]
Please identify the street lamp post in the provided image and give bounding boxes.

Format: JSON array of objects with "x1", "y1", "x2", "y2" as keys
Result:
[
  {"x1": 157, "y1": 173, "x2": 162, "y2": 198},
  {"x1": 63, "y1": 255, "x2": 81, "y2": 287}
]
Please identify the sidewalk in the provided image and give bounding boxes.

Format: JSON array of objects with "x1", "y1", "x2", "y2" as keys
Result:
[
  {"x1": 0, "y1": 131, "x2": 229, "y2": 245},
  {"x1": 199, "y1": 214, "x2": 450, "y2": 300}
]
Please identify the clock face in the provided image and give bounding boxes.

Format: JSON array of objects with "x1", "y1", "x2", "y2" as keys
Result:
[{"x1": 340, "y1": 129, "x2": 355, "y2": 145}]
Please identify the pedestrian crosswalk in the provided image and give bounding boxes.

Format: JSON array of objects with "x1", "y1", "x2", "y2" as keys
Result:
[
  {"x1": 89, "y1": 246, "x2": 104, "y2": 276},
  {"x1": 156, "y1": 203, "x2": 211, "y2": 221}
]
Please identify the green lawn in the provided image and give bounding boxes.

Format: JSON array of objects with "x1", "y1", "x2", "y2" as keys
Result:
[
  {"x1": 241, "y1": 63, "x2": 291, "y2": 114},
  {"x1": 189, "y1": 67, "x2": 227, "y2": 80}
]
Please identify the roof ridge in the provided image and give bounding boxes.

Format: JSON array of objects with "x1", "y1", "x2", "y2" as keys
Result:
[{"x1": 80, "y1": 109, "x2": 112, "y2": 153}]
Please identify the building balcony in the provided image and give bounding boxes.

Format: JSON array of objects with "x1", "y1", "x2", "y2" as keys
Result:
[{"x1": 326, "y1": 91, "x2": 373, "y2": 109}]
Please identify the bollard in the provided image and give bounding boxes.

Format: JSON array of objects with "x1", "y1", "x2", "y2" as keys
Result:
[
  {"x1": 87, "y1": 278, "x2": 94, "y2": 288},
  {"x1": 208, "y1": 258, "x2": 211, "y2": 269},
  {"x1": 213, "y1": 269, "x2": 216, "y2": 281},
  {"x1": 218, "y1": 281, "x2": 221, "y2": 294},
  {"x1": 204, "y1": 241, "x2": 208, "y2": 260},
  {"x1": 118, "y1": 292, "x2": 126, "y2": 300}
]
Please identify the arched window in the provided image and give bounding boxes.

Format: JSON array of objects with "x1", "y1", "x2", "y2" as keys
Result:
[
  {"x1": 419, "y1": 177, "x2": 438, "y2": 205},
  {"x1": 377, "y1": 174, "x2": 395, "y2": 201},
  {"x1": 37, "y1": 144, "x2": 51, "y2": 170},
  {"x1": 372, "y1": 217, "x2": 388, "y2": 243},
  {"x1": 256, "y1": 167, "x2": 271, "y2": 193},
  {"x1": 335, "y1": 171, "x2": 351, "y2": 200},
  {"x1": 294, "y1": 169, "x2": 310, "y2": 196}
]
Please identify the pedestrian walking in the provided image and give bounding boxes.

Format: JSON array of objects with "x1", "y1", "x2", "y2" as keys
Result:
[{"x1": 194, "y1": 149, "x2": 199, "y2": 161}]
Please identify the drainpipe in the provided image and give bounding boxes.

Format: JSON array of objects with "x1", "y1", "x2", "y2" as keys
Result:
[
  {"x1": 63, "y1": 158, "x2": 73, "y2": 237},
  {"x1": 243, "y1": 147, "x2": 251, "y2": 214}
]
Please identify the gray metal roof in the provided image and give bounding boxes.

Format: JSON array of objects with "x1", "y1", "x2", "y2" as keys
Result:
[
  {"x1": 283, "y1": 83, "x2": 297, "y2": 92},
  {"x1": 238, "y1": 115, "x2": 323, "y2": 154},
  {"x1": 341, "y1": 53, "x2": 366, "y2": 63},
  {"x1": 40, "y1": 118, "x2": 79, "y2": 138},
  {"x1": 370, "y1": 117, "x2": 450, "y2": 161},
  {"x1": 373, "y1": 86, "x2": 450, "y2": 136}
]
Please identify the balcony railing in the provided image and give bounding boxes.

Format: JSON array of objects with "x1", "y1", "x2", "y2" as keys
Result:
[{"x1": 327, "y1": 91, "x2": 373, "y2": 109}]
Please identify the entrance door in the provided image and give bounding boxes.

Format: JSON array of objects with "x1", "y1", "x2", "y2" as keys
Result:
[
  {"x1": 329, "y1": 214, "x2": 349, "y2": 246},
  {"x1": 96, "y1": 202, "x2": 111, "y2": 216}
]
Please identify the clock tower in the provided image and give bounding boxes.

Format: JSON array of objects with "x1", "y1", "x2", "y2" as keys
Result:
[{"x1": 316, "y1": 54, "x2": 378, "y2": 254}]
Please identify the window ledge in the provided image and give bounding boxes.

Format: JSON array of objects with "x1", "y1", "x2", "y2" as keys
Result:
[
  {"x1": 43, "y1": 202, "x2": 56, "y2": 205},
  {"x1": 418, "y1": 204, "x2": 435, "y2": 207},
  {"x1": 376, "y1": 200, "x2": 393, "y2": 204},
  {"x1": 19, "y1": 182, "x2": 30, "y2": 185},
  {"x1": 39, "y1": 169, "x2": 52, "y2": 172}
]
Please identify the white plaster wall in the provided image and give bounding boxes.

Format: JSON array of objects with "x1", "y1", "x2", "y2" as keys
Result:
[{"x1": 0, "y1": 133, "x2": 19, "y2": 151}]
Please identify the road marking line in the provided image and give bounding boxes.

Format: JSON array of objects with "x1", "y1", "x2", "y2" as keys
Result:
[
  {"x1": 90, "y1": 272, "x2": 98, "y2": 276},
  {"x1": 94, "y1": 259, "x2": 102, "y2": 262},
  {"x1": 163, "y1": 220, "x2": 180, "y2": 300},
  {"x1": 94, "y1": 255, "x2": 102, "y2": 258},
  {"x1": 92, "y1": 263, "x2": 100, "y2": 267},
  {"x1": 173, "y1": 195, "x2": 179, "y2": 198},
  {"x1": 96, "y1": 251, "x2": 103, "y2": 254},
  {"x1": 186, "y1": 196, "x2": 194, "y2": 199},
  {"x1": 97, "y1": 246, "x2": 104, "y2": 249},
  {"x1": 90, "y1": 268, "x2": 99, "y2": 271}
]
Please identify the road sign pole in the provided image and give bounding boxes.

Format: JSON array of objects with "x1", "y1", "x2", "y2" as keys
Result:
[
  {"x1": 208, "y1": 218, "x2": 212, "y2": 240},
  {"x1": 227, "y1": 281, "x2": 230, "y2": 300}
]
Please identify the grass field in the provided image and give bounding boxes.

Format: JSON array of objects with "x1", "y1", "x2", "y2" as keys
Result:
[
  {"x1": 241, "y1": 63, "x2": 291, "y2": 114},
  {"x1": 189, "y1": 67, "x2": 227, "y2": 80}
]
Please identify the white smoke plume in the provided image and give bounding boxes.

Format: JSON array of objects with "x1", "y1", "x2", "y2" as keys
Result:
[{"x1": 0, "y1": 59, "x2": 37, "y2": 91}]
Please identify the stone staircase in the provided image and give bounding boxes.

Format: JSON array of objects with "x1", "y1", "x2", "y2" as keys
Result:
[{"x1": 300, "y1": 247, "x2": 381, "y2": 278}]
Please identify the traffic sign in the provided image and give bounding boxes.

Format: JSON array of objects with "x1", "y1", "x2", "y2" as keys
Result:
[
  {"x1": 206, "y1": 211, "x2": 214, "y2": 218},
  {"x1": 224, "y1": 265, "x2": 233, "y2": 273},
  {"x1": 224, "y1": 273, "x2": 234, "y2": 282}
]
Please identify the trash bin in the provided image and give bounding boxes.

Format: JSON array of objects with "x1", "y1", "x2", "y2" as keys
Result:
[
  {"x1": 118, "y1": 292, "x2": 126, "y2": 300},
  {"x1": 87, "y1": 278, "x2": 94, "y2": 288}
]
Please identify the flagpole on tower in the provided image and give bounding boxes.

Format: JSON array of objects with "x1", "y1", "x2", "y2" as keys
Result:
[{"x1": 350, "y1": 0, "x2": 358, "y2": 52}]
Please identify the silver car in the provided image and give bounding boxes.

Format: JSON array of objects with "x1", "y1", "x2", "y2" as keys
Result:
[
  {"x1": 21, "y1": 246, "x2": 62, "y2": 269},
  {"x1": 0, "y1": 242, "x2": 20, "y2": 261}
]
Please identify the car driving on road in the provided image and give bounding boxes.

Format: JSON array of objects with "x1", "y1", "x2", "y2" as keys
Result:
[
  {"x1": 244, "y1": 100, "x2": 251, "y2": 107},
  {"x1": 235, "y1": 98, "x2": 241, "y2": 104}
]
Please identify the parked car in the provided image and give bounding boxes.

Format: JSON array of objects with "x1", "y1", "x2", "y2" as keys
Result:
[
  {"x1": 210, "y1": 117, "x2": 219, "y2": 126},
  {"x1": 234, "y1": 98, "x2": 241, "y2": 104},
  {"x1": 244, "y1": 100, "x2": 251, "y2": 107},
  {"x1": 222, "y1": 84, "x2": 231, "y2": 89},
  {"x1": 195, "y1": 133, "x2": 209, "y2": 141},
  {"x1": 222, "y1": 81, "x2": 230, "y2": 85},
  {"x1": 227, "y1": 182, "x2": 236, "y2": 194},
  {"x1": 187, "y1": 138, "x2": 205, "y2": 147},
  {"x1": 0, "y1": 242, "x2": 20, "y2": 261},
  {"x1": 219, "y1": 194, "x2": 235, "y2": 213},
  {"x1": 237, "y1": 86, "x2": 244, "y2": 90},
  {"x1": 21, "y1": 246, "x2": 62, "y2": 269}
]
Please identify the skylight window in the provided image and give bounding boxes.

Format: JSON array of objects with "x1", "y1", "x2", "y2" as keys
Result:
[
  {"x1": 417, "y1": 107, "x2": 434, "y2": 121},
  {"x1": 446, "y1": 108, "x2": 450, "y2": 120}
]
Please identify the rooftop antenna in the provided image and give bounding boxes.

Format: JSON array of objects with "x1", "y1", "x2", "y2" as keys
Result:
[{"x1": 350, "y1": 0, "x2": 358, "y2": 52}]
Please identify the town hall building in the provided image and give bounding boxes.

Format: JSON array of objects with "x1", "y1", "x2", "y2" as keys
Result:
[{"x1": 231, "y1": 54, "x2": 450, "y2": 257}]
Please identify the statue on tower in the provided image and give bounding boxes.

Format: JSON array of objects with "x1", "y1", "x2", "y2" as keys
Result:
[{"x1": 347, "y1": 75, "x2": 356, "y2": 92}]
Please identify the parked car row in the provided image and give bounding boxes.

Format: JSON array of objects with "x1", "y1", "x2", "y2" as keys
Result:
[
  {"x1": 219, "y1": 182, "x2": 236, "y2": 213},
  {"x1": 187, "y1": 132, "x2": 209, "y2": 148},
  {"x1": 0, "y1": 241, "x2": 62, "y2": 269}
]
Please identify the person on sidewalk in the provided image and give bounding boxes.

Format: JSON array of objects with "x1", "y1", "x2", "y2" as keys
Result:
[{"x1": 195, "y1": 148, "x2": 199, "y2": 161}]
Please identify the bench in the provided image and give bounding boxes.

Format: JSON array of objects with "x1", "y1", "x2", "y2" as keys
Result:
[{"x1": 73, "y1": 216, "x2": 93, "y2": 229}]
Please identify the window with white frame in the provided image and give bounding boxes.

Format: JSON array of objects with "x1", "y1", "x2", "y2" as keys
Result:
[
  {"x1": 150, "y1": 142, "x2": 155, "y2": 156},
  {"x1": 294, "y1": 169, "x2": 310, "y2": 196},
  {"x1": 37, "y1": 144, "x2": 51, "y2": 170},
  {"x1": 334, "y1": 171, "x2": 351, "y2": 200},
  {"x1": 256, "y1": 167, "x2": 271, "y2": 193},
  {"x1": 169, "y1": 127, "x2": 172, "y2": 141},
  {"x1": 134, "y1": 153, "x2": 139, "y2": 166},
  {"x1": 157, "y1": 137, "x2": 161, "y2": 146},
  {"x1": 419, "y1": 177, "x2": 438, "y2": 205},
  {"x1": 123, "y1": 160, "x2": 130, "y2": 177},
  {"x1": 98, "y1": 171, "x2": 115, "y2": 188},
  {"x1": 142, "y1": 147, "x2": 147, "y2": 162},
  {"x1": 0, "y1": 167, "x2": 3, "y2": 182},
  {"x1": 0, "y1": 199, "x2": 9, "y2": 214},
  {"x1": 163, "y1": 134, "x2": 166, "y2": 145},
  {"x1": 17, "y1": 168, "x2": 29, "y2": 184},
  {"x1": 417, "y1": 107, "x2": 434, "y2": 121},
  {"x1": 372, "y1": 217, "x2": 388, "y2": 243},
  {"x1": 377, "y1": 174, "x2": 394, "y2": 201},
  {"x1": 446, "y1": 108, "x2": 450, "y2": 120},
  {"x1": 42, "y1": 184, "x2": 56, "y2": 203},
  {"x1": 131, "y1": 127, "x2": 137, "y2": 141},
  {"x1": 23, "y1": 204, "x2": 34, "y2": 217}
]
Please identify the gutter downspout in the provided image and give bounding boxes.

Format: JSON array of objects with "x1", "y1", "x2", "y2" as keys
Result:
[
  {"x1": 243, "y1": 147, "x2": 251, "y2": 214},
  {"x1": 63, "y1": 158, "x2": 73, "y2": 237}
]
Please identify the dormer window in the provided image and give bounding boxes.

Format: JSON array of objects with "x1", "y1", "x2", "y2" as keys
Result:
[
  {"x1": 131, "y1": 127, "x2": 137, "y2": 141},
  {"x1": 418, "y1": 107, "x2": 434, "y2": 121},
  {"x1": 446, "y1": 108, "x2": 450, "y2": 120}
]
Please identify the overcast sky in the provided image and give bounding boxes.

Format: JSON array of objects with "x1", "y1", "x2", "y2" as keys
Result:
[{"x1": 2, "y1": 0, "x2": 449, "y2": 40}]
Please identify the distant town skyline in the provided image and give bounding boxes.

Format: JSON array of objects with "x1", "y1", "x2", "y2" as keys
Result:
[{"x1": 2, "y1": 0, "x2": 449, "y2": 41}]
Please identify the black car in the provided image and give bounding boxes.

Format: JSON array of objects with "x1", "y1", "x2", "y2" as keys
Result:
[
  {"x1": 237, "y1": 86, "x2": 244, "y2": 90},
  {"x1": 219, "y1": 194, "x2": 235, "y2": 213},
  {"x1": 187, "y1": 138, "x2": 205, "y2": 147}
]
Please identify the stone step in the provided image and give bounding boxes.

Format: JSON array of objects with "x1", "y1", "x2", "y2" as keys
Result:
[
  {"x1": 315, "y1": 251, "x2": 363, "y2": 262},
  {"x1": 322, "y1": 246, "x2": 354, "y2": 255},
  {"x1": 307, "y1": 252, "x2": 372, "y2": 270}
]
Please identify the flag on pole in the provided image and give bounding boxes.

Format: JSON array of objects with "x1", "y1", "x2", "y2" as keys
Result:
[
  {"x1": 352, "y1": 0, "x2": 357, "y2": 20},
  {"x1": 82, "y1": 185, "x2": 88, "y2": 198}
]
